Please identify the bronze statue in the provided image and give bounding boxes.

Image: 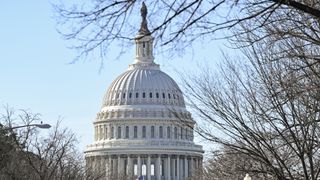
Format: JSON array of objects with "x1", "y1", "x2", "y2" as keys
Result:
[{"x1": 139, "y1": 2, "x2": 150, "y2": 35}]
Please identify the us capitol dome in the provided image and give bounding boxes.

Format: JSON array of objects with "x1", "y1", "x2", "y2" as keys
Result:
[{"x1": 85, "y1": 3, "x2": 204, "y2": 180}]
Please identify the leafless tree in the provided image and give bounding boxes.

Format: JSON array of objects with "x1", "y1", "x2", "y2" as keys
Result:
[
  {"x1": 0, "y1": 107, "x2": 101, "y2": 180},
  {"x1": 203, "y1": 146, "x2": 277, "y2": 180},
  {"x1": 180, "y1": 38, "x2": 320, "y2": 179},
  {"x1": 54, "y1": 0, "x2": 320, "y2": 64}
]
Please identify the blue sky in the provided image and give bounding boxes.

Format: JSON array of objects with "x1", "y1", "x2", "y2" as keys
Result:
[{"x1": 0, "y1": 1, "x2": 225, "y2": 151}]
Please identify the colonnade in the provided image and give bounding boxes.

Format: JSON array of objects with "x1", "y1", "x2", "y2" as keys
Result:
[{"x1": 87, "y1": 154, "x2": 202, "y2": 180}]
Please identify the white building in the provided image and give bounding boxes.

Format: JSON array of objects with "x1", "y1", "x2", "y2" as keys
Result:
[{"x1": 85, "y1": 3, "x2": 204, "y2": 180}]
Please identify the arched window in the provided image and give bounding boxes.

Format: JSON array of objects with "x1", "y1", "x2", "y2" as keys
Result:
[
  {"x1": 156, "y1": 93, "x2": 159, "y2": 98},
  {"x1": 149, "y1": 92, "x2": 152, "y2": 98},
  {"x1": 162, "y1": 93, "x2": 165, "y2": 98},
  {"x1": 123, "y1": 93, "x2": 126, "y2": 98},
  {"x1": 134, "y1": 126, "x2": 138, "y2": 138},
  {"x1": 159, "y1": 126, "x2": 163, "y2": 138},
  {"x1": 167, "y1": 126, "x2": 171, "y2": 139},
  {"x1": 151, "y1": 126, "x2": 155, "y2": 138},
  {"x1": 168, "y1": 93, "x2": 171, "y2": 99},
  {"x1": 174, "y1": 127, "x2": 178, "y2": 139},
  {"x1": 143, "y1": 92, "x2": 146, "y2": 98},
  {"x1": 142, "y1": 126, "x2": 146, "y2": 138},
  {"x1": 136, "y1": 92, "x2": 139, "y2": 98},
  {"x1": 111, "y1": 126, "x2": 114, "y2": 139},
  {"x1": 129, "y1": 92, "x2": 132, "y2": 98},
  {"x1": 118, "y1": 126, "x2": 122, "y2": 138},
  {"x1": 125, "y1": 126, "x2": 129, "y2": 138}
]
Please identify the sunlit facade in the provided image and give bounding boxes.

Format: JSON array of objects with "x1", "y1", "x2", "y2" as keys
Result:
[{"x1": 85, "y1": 3, "x2": 203, "y2": 180}]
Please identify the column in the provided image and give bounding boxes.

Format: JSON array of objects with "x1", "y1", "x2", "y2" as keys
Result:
[
  {"x1": 108, "y1": 156, "x2": 113, "y2": 178},
  {"x1": 190, "y1": 157, "x2": 194, "y2": 177},
  {"x1": 157, "y1": 155, "x2": 161, "y2": 180},
  {"x1": 167, "y1": 155, "x2": 171, "y2": 180},
  {"x1": 138, "y1": 155, "x2": 142, "y2": 176},
  {"x1": 199, "y1": 157, "x2": 203, "y2": 180},
  {"x1": 101, "y1": 157, "x2": 106, "y2": 178},
  {"x1": 118, "y1": 155, "x2": 121, "y2": 177},
  {"x1": 195, "y1": 158, "x2": 198, "y2": 169},
  {"x1": 147, "y1": 155, "x2": 151, "y2": 180},
  {"x1": 127, "y1": 155, "x2": 132, "y2": 177},
  {"x1": 172, "y1": 158, "x2": 176, "y2": 180},
  {"x1": 184, "y1": 157, "x2": 188, "y2": 178},
  {"x1": 105, "y1": 156, "x2": 109, "y2": 179},
  {"x1": 177, "y1": 156, "x2": 180, "y2": 180}
]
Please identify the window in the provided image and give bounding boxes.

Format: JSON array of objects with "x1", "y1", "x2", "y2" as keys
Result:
[
  {"x1": 151, "y1": 164, "x2": 155, "y2": 176},
  {"x1": 185, "y1": 128, "x2": 188, "y2": 140},
  {"x1": 143, "y1": 92, "x2": 146, "y2": 98},
  {"x1": 142, "y1": 164, "x2": 147, "y2": 176},
  {"x1": 156, "y1": 93, "x2": 159, "y2": 98},
  {"x1": 167, "y1": 126, "x2": 171, "y2": 139},
  {"x1": 134, "y1": 126, "x2": 138, "y2": 138},
  {"x1": 151, "y1": 126, "x2": 155, "y2": 138},
  {"x1": 116, "y1": 93, "x2": 119, "y2": 99},
  {"x1": 174, "y1": 127, "x2": 177, "y2": 139},
  {"x1": 118, "y1": 126, "x2": 122, "y2": 138},
  {"x1": 149, "y1": 92, "x2": 152, "y2": 98},
  {"x1": 125, "y1": 126, "x2": 129, "y2": 138},
  {"x1": 173, "y1": 94, "x2": 176, "y2": 99},
  {"x1": 162, "y1": 93, "x2": 165, "y2": 98},
  {"x1": 134, "y1": 164, "x2": 138, "y2": 175},
  {"x1": 129, "y1": 92, "x2": 132, "y2": 98},
  {"x1": 111, "y1": 126, "x2": 114, "y2": 139},
  {"x1": 181, "y1": 127, "x2": 184, "y2": 139},
  {"x1": 142, "y1": 126, "x2": 146, "y2": 138},
  {"x1": 159, "y1": 126, "x2": 163, "y2": 138},
  {"x1": 123, "y1": 93, "x2": 126, "y2": 98},
  {"x1": 105, "y1": 127, "x2": 108, "y2": 139},
  {"x1": 136, "y1": 92, "x2": 139, "y2": 98},
  {"x1": 168, "y1": 93, "x2": 171, "y2": 99}
]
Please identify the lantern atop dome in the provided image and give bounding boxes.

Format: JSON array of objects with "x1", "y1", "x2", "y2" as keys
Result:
[{"x1": 129, "y1": 2, "x2": 159, "y2": 70}]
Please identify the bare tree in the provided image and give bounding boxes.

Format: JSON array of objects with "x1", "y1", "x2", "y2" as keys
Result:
[
  {"x1": 180, "y1": 39, "x2": 320, "y2": 179},
  {"x1": 203, "y1": 146, "x2": 278, "y2": 180},
  {"x1": 54, "y1": 0, "x2": 320, "y2": 63},
  {"x1": 0, "y1": 107, "x2": 100, "y2": 180}
]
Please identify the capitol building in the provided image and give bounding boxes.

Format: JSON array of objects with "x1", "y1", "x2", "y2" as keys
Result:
[{"x1": 85, "y1": 3, "x2": 203, "y2": 180}]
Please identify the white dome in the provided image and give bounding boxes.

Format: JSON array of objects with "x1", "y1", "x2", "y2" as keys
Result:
[
  {"x1": 85, "y1": 5, "x2": 203, "y2": 178},
  {"x1": 102, "y1": 66, "x2": 185, "y2": 107}
]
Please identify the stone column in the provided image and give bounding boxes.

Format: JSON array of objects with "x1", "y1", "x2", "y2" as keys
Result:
[
  {"x1": 157, "y1": 155, "x2": 161, "y2": 180},
  {"x1": 172, "y1": 157, "x2": 176, "y2": 180},
  {"x1": 184, "y1": 157, "x2": 188, "y2": 178},
  {"x1": 108, "y1": 156, "x2": 113, "y2": 178},
  {"x1": 190, "y1": 157, "x2": 194, "y2": 177},
  {"x1": 177, "y1": 156, "x2": 180, "y2": 180},
  {"x1": 127, "y1": 155, "x2": 132, "y2": 177},
  {"x1": 118, "y1": 155, "x2": 121, "y2": 177},
  {"x1": 138, "y1": 155, "x2": 142, "y2": 176},
  {"x1": 199, "y1": 157, "x2": 203, "y2": 180},
  {"x1": 147, "y1": 155, "x2": 151, "y2": 180},
  {"x1": 167, "y1": 155, "x2": 171, "y2": 180}
]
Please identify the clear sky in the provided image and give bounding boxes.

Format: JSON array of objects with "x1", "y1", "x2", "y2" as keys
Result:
[{"x1": 0, "y1": 1, "x2": 225, "y2": 152}]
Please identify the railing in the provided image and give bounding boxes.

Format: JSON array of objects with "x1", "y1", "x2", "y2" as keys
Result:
[{"x1": 86, "y1": 139, "x2": 203, "y2": 151}]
